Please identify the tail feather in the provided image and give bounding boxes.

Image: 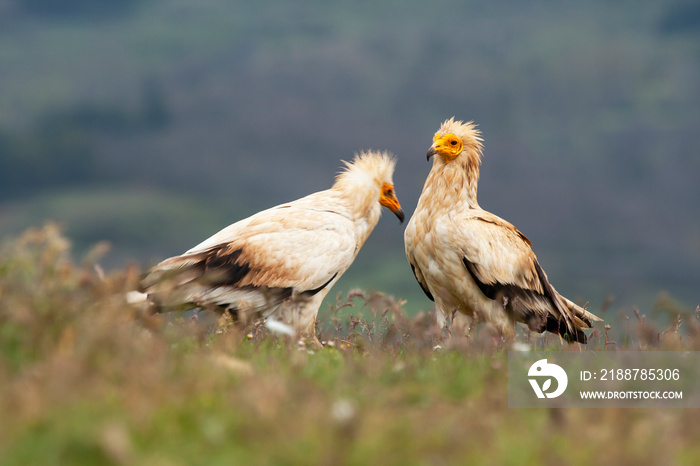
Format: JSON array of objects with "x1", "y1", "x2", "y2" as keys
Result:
[
  {"x1": 564, "y1": 296, "x2": 603, "y2": 325},
  {"x1": 545, "y1": 314, "x2": 588, "y2": 343},
  {"x1": 531, "y1": 260, "x2": 602, "y2": 343},
  {"x1": 551, "y1": 295, "x2": 602, "y2": 344}
]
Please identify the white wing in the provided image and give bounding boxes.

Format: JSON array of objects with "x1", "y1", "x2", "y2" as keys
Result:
[{"x1": 142, "y1": 199, "x2": 357, "y2": 311}]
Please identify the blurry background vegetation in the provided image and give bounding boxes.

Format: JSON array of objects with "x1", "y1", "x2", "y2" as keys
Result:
[{"x1": 1, "y1": 0, "x2": 698, "y2": 318}]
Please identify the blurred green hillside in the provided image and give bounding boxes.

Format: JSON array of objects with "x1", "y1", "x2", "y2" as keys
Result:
[{"x1": 0, "y1": 0, "x2": 698, "y2": 318}]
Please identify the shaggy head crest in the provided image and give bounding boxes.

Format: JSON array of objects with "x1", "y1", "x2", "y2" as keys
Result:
[
  {"x1": 338, "y1": 150, "x2": 397, "y2": 186},
  {"x1": 335, "y1": 150, "x2": 403, "y2": 223},
  {"x1": 437, "y1": 118, "x2": 483, "y2": 147}
]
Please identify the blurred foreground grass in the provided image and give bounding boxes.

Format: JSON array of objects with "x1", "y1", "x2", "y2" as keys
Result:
[{"x1": 1, "y1": 224, "x2": 699, "y2": 465}]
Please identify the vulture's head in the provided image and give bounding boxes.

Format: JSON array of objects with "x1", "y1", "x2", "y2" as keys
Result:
[
  {"x1": 427, "y1": 118, "x2": 483, "y2": 166},
  {"x1": 336, "y1": 150, "x2": 404, "y2": 223}
]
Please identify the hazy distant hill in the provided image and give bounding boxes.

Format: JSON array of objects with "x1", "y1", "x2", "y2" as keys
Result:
[{"x1": 1, "y1": 0, "x2": 698, "y2": 316}]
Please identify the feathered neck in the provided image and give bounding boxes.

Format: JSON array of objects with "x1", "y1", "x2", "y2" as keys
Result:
[
  {"x1": 430, "y1": 147, "x2": 481, "y2": 208},
  {"x1": 419, "y1": 120, "x2": 483, "y2": 211}
]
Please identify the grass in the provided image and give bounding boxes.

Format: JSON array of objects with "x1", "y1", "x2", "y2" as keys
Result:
[{"x1": 1, "y1": 224, "x2": 699, "y2": 465}]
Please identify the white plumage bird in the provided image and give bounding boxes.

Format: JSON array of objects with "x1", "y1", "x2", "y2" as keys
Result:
[
  {"x1": 139, "y1": 151, "x2": 404, "y2": 336},
  {"x1": 404, "y1": 118, "x2": 601, "y2": 343}
]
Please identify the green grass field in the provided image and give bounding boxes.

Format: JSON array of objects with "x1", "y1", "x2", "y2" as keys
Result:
[{"x1": 1, "y1": 224, "x2": 699, "y2": 465}]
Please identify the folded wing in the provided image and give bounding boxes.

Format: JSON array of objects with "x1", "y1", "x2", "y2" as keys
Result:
[
  {"x1": 141, "y1": 204, "x2": 356, "y2": 315},
  {"x1": 456, "y1": 211, "x2": 597, "y2": 342}
]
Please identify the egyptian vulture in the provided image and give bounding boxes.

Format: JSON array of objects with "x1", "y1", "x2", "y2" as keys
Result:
[
  {"x1": 404, "y1": 118, "x2": 601, "y2": 343},
  {"x1": 138, "y1": 151, "x2": 404, "y2": 336}
]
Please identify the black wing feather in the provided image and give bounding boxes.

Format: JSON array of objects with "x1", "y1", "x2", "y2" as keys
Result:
[
  {"x1": 410, "y1": 263, "x2": 434, "y2": 302},
  {"x1": 462, "y1": 257, "x2": 587, "y2": 343}
]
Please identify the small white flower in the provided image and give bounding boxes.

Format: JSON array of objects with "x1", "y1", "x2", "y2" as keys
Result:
[
  {"x1": 511, "y1": 342, "x2": 531, "y2": 352},
  {"x1": 331, "y1": 399, "x2": 356, "y2": 423},
  {"x1": 125, "y1": 291, "x2": 147, "y2": 304},
  {"x1": 265, "y1": 318, "x2": 296, "y2": 337}
]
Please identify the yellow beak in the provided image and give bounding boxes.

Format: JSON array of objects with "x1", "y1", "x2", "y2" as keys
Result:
[{"x1": 380, "y1": 188, "x2": 404, "y2": 223}]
